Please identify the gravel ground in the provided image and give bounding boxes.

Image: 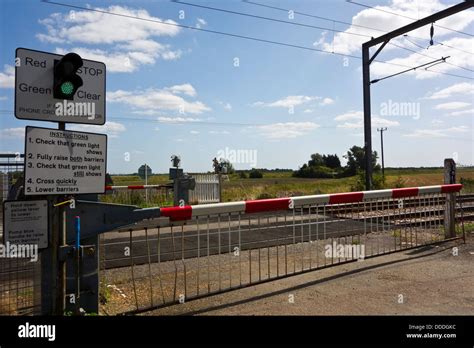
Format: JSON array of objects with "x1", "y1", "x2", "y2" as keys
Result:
[
  {"x1": 100, "y1": 226, "x2": 446, "y2": 315},
  {"x1": 138, "y1": 233, "x2": 473, "y2": 316}
]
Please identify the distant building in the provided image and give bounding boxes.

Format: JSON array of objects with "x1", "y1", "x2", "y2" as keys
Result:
[{"x1": 138, "y1": 164, "x2": 152, "y2": 179}]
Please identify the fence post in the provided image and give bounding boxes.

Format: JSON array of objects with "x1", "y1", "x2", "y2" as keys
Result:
[
  {"x1": 41, "y1": 197, "x2": 60, "y2": 315},
  {"x1": 218, "y1": 174, "x2": 222, "y2": 203},
  {"x1": 444, "y1": 158, "x2": 456, "y2": 239}
]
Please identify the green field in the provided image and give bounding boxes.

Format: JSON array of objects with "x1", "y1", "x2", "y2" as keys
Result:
[{"x1": 107, "y1": 167, "x2": 474, "y2": 206}]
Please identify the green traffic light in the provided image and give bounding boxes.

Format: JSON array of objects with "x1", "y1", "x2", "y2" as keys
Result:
[{"x1": 60, "y1": 81, "x2": 74, "y2": 96}]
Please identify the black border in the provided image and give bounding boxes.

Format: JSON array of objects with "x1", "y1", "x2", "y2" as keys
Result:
[
  {"x1": 0, "y1": 315, "x2": 472, "y2": 346},
  {"x1": 2, "y1": 199, "x2": 49, "y2": 249},
  {"x1": 14, "y1": 47, "x2": 106, "y2": 126},
  {"x1": 24, "y1": 126, "x2": 108, "y2": 196}
]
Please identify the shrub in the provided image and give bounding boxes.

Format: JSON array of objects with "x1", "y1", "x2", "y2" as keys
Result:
[
  {"x1": 249, "y1": 169, "x2": 263, "y2": 178},
  {"x1": 293, "y1": 165, "x2": 336, "y2": 178},
  {"x1": 257, "y1": 192, "x2": 275, "y2": 199},
  {"x1": 394, "y1": 176, "x2": 406, "y2": 188},
  {"x1": 350, "y1": 172, "x2": 385, "y2": 191},
  {"x1": 238, "y1": 171, "x2": 248, "y2": 179},
  {"x1": 460, "y1": 177, "x2": 474, "y2": 193}
]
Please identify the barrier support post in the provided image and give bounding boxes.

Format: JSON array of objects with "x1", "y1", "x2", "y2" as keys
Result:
[{"x1": 444, "y1": 158, "x2": 456, "y2": 239}]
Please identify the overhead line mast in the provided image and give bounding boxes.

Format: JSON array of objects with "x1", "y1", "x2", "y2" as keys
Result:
[{"x1": 362, "y1": 0, "x2": 474, "y2": 190}]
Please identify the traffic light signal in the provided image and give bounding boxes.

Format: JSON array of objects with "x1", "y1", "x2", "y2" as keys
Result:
[{"x1": 53, "y1": 53, "x2": 83, "y2": 100}]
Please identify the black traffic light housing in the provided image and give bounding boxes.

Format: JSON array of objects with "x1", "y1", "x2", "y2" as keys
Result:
[{"x1": 53, "y1": 53, "x2": 83, "y2": 100}]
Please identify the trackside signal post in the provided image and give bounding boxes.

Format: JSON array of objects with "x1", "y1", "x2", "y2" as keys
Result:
[
  {"x1": 362, "y1": 1, "x2": 474, "y2": 190},
  {"x1": 5, "y1": 47, "x2": 165, "y2": 315},
  {"x1": 169, "y1": 155, "x2": 196, "y2": 206}
]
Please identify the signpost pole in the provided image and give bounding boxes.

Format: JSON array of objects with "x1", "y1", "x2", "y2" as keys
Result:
[{"x1": 57, "y1": 122, "x2": 66, "y2": 315}]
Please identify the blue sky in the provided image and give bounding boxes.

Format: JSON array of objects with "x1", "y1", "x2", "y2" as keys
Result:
[{"x1": 0, "y1": 0, "x2": 473, "y2": 174}]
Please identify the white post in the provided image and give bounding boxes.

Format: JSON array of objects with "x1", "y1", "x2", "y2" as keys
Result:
[
  {"x1": 145, "y1": 163, "x2": 148, "y2": 205},
  {"x1": 444, "y1": 159, "x2": 456, "y2": 239}
]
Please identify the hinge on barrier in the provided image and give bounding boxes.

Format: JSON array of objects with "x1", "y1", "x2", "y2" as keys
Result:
[
  {"x1": 59, "y1": 245, "x2": 75, "y2": 262},
  {"x1": 80, "y1": 245, "x2": 95, "y2": 258},
  {"x1": 59, "y1": 245, "x2": 95, "y2": 261}
]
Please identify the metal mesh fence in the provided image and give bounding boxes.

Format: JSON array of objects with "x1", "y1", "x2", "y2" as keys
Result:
[{"x1": 0, "y1": 154, "x2": 42, "y2": 315}]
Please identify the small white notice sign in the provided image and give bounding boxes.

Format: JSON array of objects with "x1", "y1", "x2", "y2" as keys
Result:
[{"x1": 3, "y1": 200, "x2": 48, "y2": 248}]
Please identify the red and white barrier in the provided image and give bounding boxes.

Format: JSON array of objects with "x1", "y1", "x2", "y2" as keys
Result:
[
  {"x1": 160, "y1": 184, "x2": 463, "y2": 221},
  {"x1": 105, "y1": 185, "x2": 167, "y2": 191}
]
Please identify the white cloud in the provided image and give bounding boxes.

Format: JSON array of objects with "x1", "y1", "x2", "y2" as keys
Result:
[
  {"x1": 334, "y1": 110, "x2": 363, "y2": 121},
  {"x1": 303, "y1": 109, "x2": 313, "y2": 113},
  {"x1": 368, "y1": 117, "x2": 400, "y2": 128},
  {"x1": 37, "y1": 6, "x2": 179, "y2": 44},
  {"x1": 426, "y1": 82, "x2": 474, "y2": 99},
  {"x1": 38, "y1": 6, "x2": 182, "y2": 73},
  {"x1": 404, "y1": 125, "x2": 470, "y2": 138},
  {"x1": 448, "y1": 126, "x2": 470, "y2": 133},
  {"x1": 314, "y1": 0, "x2": 474, "y2": 56},
  {"x1": 70, "y1": 121, "x2": 126, "y2": 138},
  {"x1": 0, "y1": 96, "x2": 8, "y2": 101},
  {"x1": 190, "y1": 130, "x2": 200, "y2": 134},
  {"x1": 334, "y1": 110, "x2": 399, "y2": 128},
  {"x1": 404, "y1": 129, "x2": 447, "y2": 138},
  {"x1": 160, "y1": 50, "x2": 182, "y2": 61},
  {"x1": 0, "y1": 65, "x2": 14, "y2": 88},
  {"x1": 320, "y1": 97, "x2": 334, "y2": 106},
  {"x1": 158, "y1": 116, "x2": 202, "y2": 123},
  {"x1": 256, "y1": 122, "x2": 320, "y2": 139},
  {"x1": 164, "y1": 84, "x2": 197, "y2": 97},
  {"x1": 313, "y1": 0, "x2": 474, "y2": 81},
  {"x1": 449, "y1": 108, "x2": 474, "y2": 116},
  {"x1": 209, "y1": 130, "x2": 230, "y2": 134},
  {"x1": 0, "y1": 127, "x2": 24, "y2": 139},
  {"x1": 216, "y1": 101, "x2": 232, "y2": 111},
  {"x1": 434, "y1": 102, "x2": 471, "y2": 110},
  {"x1": 108, "y1": 85, "x2": 210, "y2": 114},
  {"x1": 252, "y1": 95, "x2": 318, "y2": 108}
]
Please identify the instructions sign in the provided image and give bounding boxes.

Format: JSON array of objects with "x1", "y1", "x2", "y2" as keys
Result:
[
  {"x1": 15, "y1": 48, "x2": 106, "y2": 125},
  {"x1": 3, "y1": 200, "x2": 48, "y2": 248},
  {"x1": 24, "y1": 126, "x2": 107, "y2": 195}
]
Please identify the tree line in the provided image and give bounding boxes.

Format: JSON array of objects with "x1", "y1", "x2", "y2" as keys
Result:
[{"x1": 293, "y1": 145, "x2": 380, "y2": 178}]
